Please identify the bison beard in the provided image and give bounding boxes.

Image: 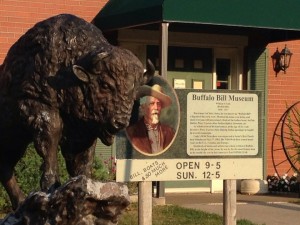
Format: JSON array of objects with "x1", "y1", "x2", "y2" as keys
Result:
[{"x1": 0, "y1": 14, "x2": 154, "y2": 210}]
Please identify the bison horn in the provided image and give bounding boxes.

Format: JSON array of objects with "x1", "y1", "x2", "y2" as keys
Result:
[
  {"x1": 143, "y1": 59, "x2": 155, "y2": 85},
  {"x1": 97, "y1": 52, "x2": 109, "y2": 59}
]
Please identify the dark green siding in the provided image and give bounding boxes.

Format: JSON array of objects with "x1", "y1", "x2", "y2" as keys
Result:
[
  {"x1": 95, "y1": 139, "x2": 113, "y2": 160},
  {"x1": 248, "y1": 48, "x2": 268, "y2": 176}
]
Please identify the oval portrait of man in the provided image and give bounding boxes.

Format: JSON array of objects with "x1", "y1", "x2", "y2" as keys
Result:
[{"x1": 126, "y1": 75, "x2": 180, "y2": 156}]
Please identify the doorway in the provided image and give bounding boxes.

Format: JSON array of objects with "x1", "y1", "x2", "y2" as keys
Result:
[
  {"x1": 212, "y1": 47, "x2": 242, "y2": 192},
  {"x1": 214, "y1": 48, "x2": 241, "y2": 90}
]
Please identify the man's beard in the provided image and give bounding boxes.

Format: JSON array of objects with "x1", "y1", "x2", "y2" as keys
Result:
[{"x1": 151, "y1": 110, "x2": 160, "y2": 125}]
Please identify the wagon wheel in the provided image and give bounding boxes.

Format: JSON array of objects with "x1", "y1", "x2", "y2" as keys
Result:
[
  {"x1": 280, "y1": 101, "x2": 300, "y2": 174},
  {"x1": 271, "y1": 109, "x2": 294, "y2": 176}
]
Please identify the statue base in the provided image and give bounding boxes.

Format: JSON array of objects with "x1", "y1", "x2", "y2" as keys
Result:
[{"x1": 0, "y1": 175, "x2": 130, "y2": 225}]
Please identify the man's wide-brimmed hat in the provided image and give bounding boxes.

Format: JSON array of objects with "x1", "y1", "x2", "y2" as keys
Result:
[{"x1": 137, "y1": 84, "x2": 172, "y2": 108}]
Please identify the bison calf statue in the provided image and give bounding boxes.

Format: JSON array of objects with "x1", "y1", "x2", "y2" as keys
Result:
[{"x1": 0, "y1": 14, "x2": 154, "y2": 210}]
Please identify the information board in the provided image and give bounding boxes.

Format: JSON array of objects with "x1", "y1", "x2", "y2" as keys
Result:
[
  {"x1": 115, "y1": 88, "x2": 263, "y2": 182},
  {"x1": 187, "y1": 92, "x2": 258, "y2": 156}
]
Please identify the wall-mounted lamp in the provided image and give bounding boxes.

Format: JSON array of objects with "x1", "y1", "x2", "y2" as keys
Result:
[{"x1": 271, "y1": 45, "x2": 293, "y2": 76}]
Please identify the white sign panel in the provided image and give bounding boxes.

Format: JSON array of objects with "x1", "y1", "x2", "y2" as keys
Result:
[
  {"x1": 116, "y1": 158, "x2": 263, "y2": 182},
  {"x1": 187, "y1": 92, "x2": 258, "y2": 156}
]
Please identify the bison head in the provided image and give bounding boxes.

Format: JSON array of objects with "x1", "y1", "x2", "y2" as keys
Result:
[{"x1": 68, "y1": 47, "x2": 154, "y2": 145}]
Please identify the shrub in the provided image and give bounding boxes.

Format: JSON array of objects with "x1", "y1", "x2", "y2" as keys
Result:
[
  {"x1": 0, "y1": 144, "x2": 112, "y2": 211},
  {"x1": 92, "y1": 156, "x2": 113, "y2": 181},
  {"x1": 0, "y1": 144, "x2": 69, "y2": 211},
  {"x1": 0, "y1": 187, "x2": 9, "y2": 211},
  {"x1": 267, "y1": 173, "x2": 299, "y2": 193}
]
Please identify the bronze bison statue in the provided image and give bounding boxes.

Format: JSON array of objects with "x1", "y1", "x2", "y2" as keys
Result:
[{"x1": 0, "y1": 14, "x2": 154, "y2": 210}]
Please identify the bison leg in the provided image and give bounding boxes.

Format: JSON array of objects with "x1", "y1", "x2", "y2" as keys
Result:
[
  {"x1": 32, "y1": 110, "x2": 63, "y2": 191},
  {"x1": 61, "y1": 138, "x2": 96, "y2": 178},
  {"x1": 0, "y1": 138, "x2": 29, "y2": 210},
  {"x1": 2, "y1": 176, "x2": 25, "y2": 210}
]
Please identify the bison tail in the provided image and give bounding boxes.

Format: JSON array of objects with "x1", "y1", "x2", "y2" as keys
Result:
[{"x1": 0, "y1": 64, "x2": 11, "y2": 94}]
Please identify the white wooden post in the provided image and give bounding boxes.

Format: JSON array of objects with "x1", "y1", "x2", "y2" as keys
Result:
[
  {"x1": 159, "y1": 22, "x2": 169, "y2": 79},
  {"x1": 138, "y1": 181, "x2": 152, "y2": 225},
  {"x1": 223, "y1": 180, "x2": 237, "y2": 225}
]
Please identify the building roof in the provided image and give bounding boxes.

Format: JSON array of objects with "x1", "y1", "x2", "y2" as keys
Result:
[{"x1": 93, "y1": 0, "x2": 300, "y2": 32}]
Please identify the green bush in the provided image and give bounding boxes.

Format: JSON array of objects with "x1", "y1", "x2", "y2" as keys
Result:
[
  {"x1": 0, "y1": 144, "x2": 42, "y2": 210},
  {"x1": 15, "y1": 144, "x2": 43, "y2": 193},
  {"x1": 0, "y1": 144, "x2": 112, "y2": 211},
  {"x1": 92, "y1": 156, "x2": 111, "y2": 181},
  {"x1": 0, "y1": 187, "x2": 9, "y2": 211},
  {"x1": 15, "y1": 144, "x2": 70, "y2": 194}
]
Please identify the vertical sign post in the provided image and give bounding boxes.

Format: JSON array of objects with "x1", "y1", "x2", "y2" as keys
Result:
[
  {"x1": 223, "y1": 180, "x2": 237, "y2": 225},
  {"x1": 138, "y1": 181, "x2": 152, "y2": 225}
]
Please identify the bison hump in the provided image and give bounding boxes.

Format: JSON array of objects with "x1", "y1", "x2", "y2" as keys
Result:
[{"x1": 0, "y1": 14, "x2": 110, "y2": 91}]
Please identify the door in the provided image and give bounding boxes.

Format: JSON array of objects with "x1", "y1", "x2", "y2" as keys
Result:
[{"x1": 214, "y1": 48, "x2": 241, "y2": 90}]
